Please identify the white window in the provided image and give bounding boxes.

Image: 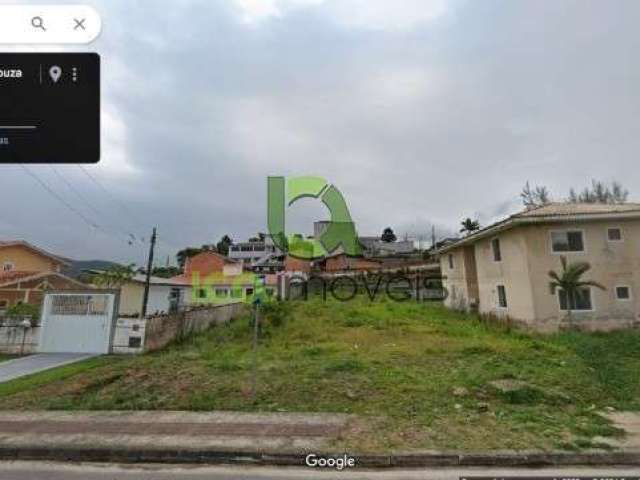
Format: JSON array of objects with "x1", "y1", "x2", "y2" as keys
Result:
[
  {"x1": 551, "y1": 231, "x2": 584, "y2": 253},
  {"x1": 496, "y1": 285, "x2": 507, "y2": 308},
  {"x1": 558, "y1": 287, "x2": 593, "y2": 311},
  {"x1": 2, "y1": 261, "x2": 14, "y2": 271},
  {"x1": 448, "y1": 254, "x2": 454, "y2": 269},
  {"x1": 607, "y1": 228, "x2": 623, "y2": 242},
  {"x1": 491, "y1": 238, "x2": 502, "y2": 262},
  {"x1": 615, "y1": 286, "x2": 631, "y2": 301}
]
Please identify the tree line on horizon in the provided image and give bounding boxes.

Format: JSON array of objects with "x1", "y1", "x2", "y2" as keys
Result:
[{"x1": 521, "y1": 179, "x2": 629, "y2": 209}]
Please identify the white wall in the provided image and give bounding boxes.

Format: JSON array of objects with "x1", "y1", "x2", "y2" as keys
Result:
[
  {"x1": 144, "y1": 285, "x2": 173, "y2": 316},
  {"x1": 112, "y1": 317, "x2": 146, "y2": 354},
  {"x1": 223, "y1": 263, "x2": 243, "y2": 276}
]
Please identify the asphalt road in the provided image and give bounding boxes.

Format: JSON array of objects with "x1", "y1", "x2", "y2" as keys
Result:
[
  {"x1": 0, "y1": 354, "x2": 95, "y2": 383},
  {"x1": 1, "y1": 462, "x2": 639, "y2": 480}
]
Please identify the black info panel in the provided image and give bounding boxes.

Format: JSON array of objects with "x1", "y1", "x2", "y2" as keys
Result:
[{"x1": 0, "y1": 53, "x2": 100, "y2": 163}]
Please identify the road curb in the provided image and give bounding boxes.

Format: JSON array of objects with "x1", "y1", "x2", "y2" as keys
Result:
[{"x1": 0, "y1": 446, "x2": 639, "y2": 468}]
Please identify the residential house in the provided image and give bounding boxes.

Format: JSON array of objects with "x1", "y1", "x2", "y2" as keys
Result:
[
  {"x1": 251, "y1": 254, "x2": 285, "y2": 274},
  {"x1": 0, "y1": 240, "x2": 67, "y2": 273},
  {"x1": 284, "y1": 255, "x2": 312, "y2": 275},
  {"x1": 0, "y1": 240, "x2": 85, "y2": 312},
  {"x1": 313, "y1": 221, "x2": 413, "y2": 258},
  {"x1": 178, "y1": 251, "x2": 242, "y2": 280},
  {"x1": 190, "y1": 273, "x2": 279, "y2": 304},
  {"x1": 317, "y1": 253, "x2": 382, "y2": 273},
  {"x1": 171, "y1": 250, "x2": 277, "y2": 305},
  {"x1": 0, "y1": 271, "x2": 86, "y2": 313},
  {"x1": 439, "y1": 203, "x2": 640, "y2": 332},
  {"x1": 358, "y1": 236, "x2": 415, "y2": 256},
  {"x1": 228, "y1": 236, "x2": 283, "y2": 269},
  {"x1": 118, "y1": 274, "x2": 190, "y2": 317},
  {"x1": 99, "y1": 251, "x2": 244, "y2": 317}
]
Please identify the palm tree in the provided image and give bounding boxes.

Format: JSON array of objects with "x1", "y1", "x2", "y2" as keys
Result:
[
  {"x1": 548, "y1": 256, "x2": 605, "y2": 319},
  {"x1": 459, "y1": 218, "x2": 480, "y2": 235},
  {"x1": 92, "y1": 264, "x2": 136, "y2": 288}
]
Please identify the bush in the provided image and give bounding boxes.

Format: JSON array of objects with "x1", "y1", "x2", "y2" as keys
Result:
[
  {"x1": 259, "y1": 301, "x2": 292, "y2": 328},
  {"x1": 6, "y1": 303, "x2": 40, "y2": 319}
]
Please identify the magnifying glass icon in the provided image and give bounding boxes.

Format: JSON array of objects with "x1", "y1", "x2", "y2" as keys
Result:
[{"x1": 31, "y1": 16, "x2": 46, "y2": 31}]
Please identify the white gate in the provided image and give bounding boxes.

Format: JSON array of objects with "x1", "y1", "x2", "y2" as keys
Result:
[{"x1": 39, "y1": 293, "x2": 116, "y2": 354}]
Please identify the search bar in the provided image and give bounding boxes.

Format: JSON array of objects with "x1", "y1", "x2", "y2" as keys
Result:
[{"x1": 0, "y1": 5, "x2": 101, "y2": 44}]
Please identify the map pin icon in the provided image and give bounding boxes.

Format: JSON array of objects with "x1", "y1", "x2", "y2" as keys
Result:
[{"x1": 49, "y1": 65, "x2": 62, "y2": 83}]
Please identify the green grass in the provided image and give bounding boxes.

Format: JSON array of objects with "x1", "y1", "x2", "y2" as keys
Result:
[
  {"x1": 0, "y1": 356, "x2": 114, "y2": 397},
  {"x1": 0, "y1": 297, "x2": 638, "y2": 452}
]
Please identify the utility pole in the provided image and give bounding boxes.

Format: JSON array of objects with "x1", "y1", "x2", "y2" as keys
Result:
[
  {"x1": 141, "y1": 227, "x2": 157, "y2": 319},
  {"x1": 431, "y1": 225, "x2": 436, "y2": 249}
]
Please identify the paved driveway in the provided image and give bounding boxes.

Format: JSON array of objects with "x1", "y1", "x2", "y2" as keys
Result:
[{"x1": 0, "y1": 354, "x2": 95, "y2": 383}]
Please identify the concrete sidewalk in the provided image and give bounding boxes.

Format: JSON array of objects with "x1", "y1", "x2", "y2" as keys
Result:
[
  {"x1": 0, "y1": 354, "x2": 95, "y2": 383},
  {"x1": 0, "y1": 411, "x2": 353, "y2": 453},
  {"x1": 0, "y1": 411, "x2": 638, "y2": 468}
]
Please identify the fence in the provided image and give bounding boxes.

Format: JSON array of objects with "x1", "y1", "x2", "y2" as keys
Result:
[
  {"x1": 113, "y1": 302, "x2": 247, "y2": 354},
  {"x1": 0, "y1": 316, "x2": 39, "y2": 355},
  {"x1": 0, "y1": 302, "x2": 246, "y2": 355}
]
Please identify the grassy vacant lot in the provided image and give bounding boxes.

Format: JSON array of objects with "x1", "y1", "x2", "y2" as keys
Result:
[{"x1": 0, "y1": 297, "x2": 639, "y2": 452}]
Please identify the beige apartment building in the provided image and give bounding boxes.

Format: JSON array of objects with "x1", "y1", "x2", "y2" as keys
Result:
[{"x1": 439, "y1": 203, "x2": 640, "y2": 332}]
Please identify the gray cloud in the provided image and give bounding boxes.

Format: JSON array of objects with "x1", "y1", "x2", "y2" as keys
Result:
[{"x1": 3, "y1": 0, "x2": 640, "y2": 264}]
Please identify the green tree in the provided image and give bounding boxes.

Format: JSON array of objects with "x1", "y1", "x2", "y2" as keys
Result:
[
  {"x1": 6, "y1": 303, "x2": 40, "y2": 318},
  {"x1": 459, "y1": 218, "x2": 480, "y2": 235},
  {"x1": 216, "y1": 235, "x2": 233, "y2": 256},
  {"x1": 521, "y1": 181, "x2": 551, "y2": 208},
  {"x1": 176, "y1": 247, "x2": 203, "y2": 269},
  {"x1": 548, "y1": 256, "x2": 605, "y2": 320},
  {"x1": 381, "y1": 227, "x2": 397, "y2": 243},
  {"x1": 151, "y1": 266, "x2": 181, "y2": 278},
  {"x1": 568, "y1": 180, "x2": 629, "y2": 204},
  {"x1": 92, "y1": 264, "x2": 136, "y2": 288}
]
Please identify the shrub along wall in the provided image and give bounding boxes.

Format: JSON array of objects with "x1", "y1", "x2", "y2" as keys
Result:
[{"x1": 144, "y1": 302, "x2": 246, "y2": 352}]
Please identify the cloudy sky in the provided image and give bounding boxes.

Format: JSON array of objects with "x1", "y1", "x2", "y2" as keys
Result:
[{"x1": 3, "y1": 0, "x2": 640, "y2": 265}]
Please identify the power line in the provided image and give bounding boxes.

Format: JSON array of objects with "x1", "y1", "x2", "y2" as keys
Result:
[
  {"x1": 77, "y1": 165, "x2": 144, "y2": 229},
  {"x1": 20, "y1": 165, "x2": 153, "y2": 267},
  {"x1": 20, "y1": 164, "x2": 101, "y2": 231},
  {"x1": 50, "y1": 166, "x2": 106, "y2": 222},
  {"x1": 50, "y1": 166, "x2": 139, "y2": 246},
  {"x1": 76, "y1": 166, "x2": 184, "y2": 255}
]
